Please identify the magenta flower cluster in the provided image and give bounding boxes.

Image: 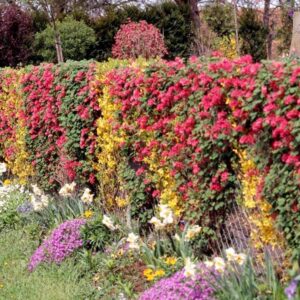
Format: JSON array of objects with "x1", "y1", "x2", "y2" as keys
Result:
[
  {"x1": 139, "y1": 265, "x2": 215, "y2": 300},
  {"x1": 28, "y1": 219, "x2": 86, "y2": 271}
]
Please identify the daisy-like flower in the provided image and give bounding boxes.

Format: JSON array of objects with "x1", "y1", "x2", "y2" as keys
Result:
[
  {"x1": 102, "y1": 215, "x2": 116, "y2": 231},
  {"x1": 159, "y1": 204, "x2": 174, "y2": 225},
  {"x1": 40, "y1": 194, "x2": 49, "y2": 207},
  {"x1": 84, "y1": 210, "x2": 93, "y2": 218},
  {"x1": 184, "y1": 257, "x2": 197, "y2": 279},
  {"x1": 213, "y1": 257, "x2": 226, "y2": 273},
  {"x1": 0, "y1": 163, "x2": 7, "y2": 175},
  {"x1": 31, "y1": 184, "x2": 43, "y2": 196},
  {"x1": 127, "y1": 232, "x2": 140, "y2": 250},
  {"x1": 149, "y1": 216, "x2": 165, "y2": 230},
  {"x1": 204, "y1": 260, "x2": 214, "y2": 268},
  {"x1": 225, "y1": 247, "x2": 236, "y2": 262},
  {"x1": 59, "y1": 182, "x2": 76, "y2": 197},
  {"x1": 185, "y1": 225, "x2": 202, "y2": 241},
  {"x1": 234, "y1": 253, "x2": 247, "y2": 266},
  {"x1": 81, "y1": 188, "x2": 94, "y2": 204}
]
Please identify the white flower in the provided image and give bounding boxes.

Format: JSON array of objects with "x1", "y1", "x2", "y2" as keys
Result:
[
  {"x1": 149, "y1": 216, "x2": 165, "y2": 230},
  {"x1": 184, "y1": 257, "x2": 197, "y2": 279},
  {"x1": 204, "y1": 260, "x2": 214, "y2": 268},
  {"x1": 30, "y1": 195, "x2": 43, "y2": 211},
  {"x1": 81, "y1": 188, "x2": 94, "y2": 204},
  {"x1": 59, "y1": 182, "x2": 76, "y2": 197},
  {"x1": 30, "y1": 194, "x2": 48, "y2": 211},
  {"x1": 213, "y1": 257, "x2": 226, "y2": 273},
  {"x1": 159, "y1": 204, "x2": 174, "y2": 225},
  {"x1": 185, "y1": 225, "x2": 202, "y2": 241},
  {"x1": 234, "y1": 253, "x2": 247, "y2": 266},
  {"x1": 31, "y1": 184, "x2": 43, "y2": 196},
  {"x1": 225, "y1": 247, "x2": 236, "y2": 262},
  {"x1": 126, "y1": 233, "x2": 140, "y2": 250},
  {"x1": 40, "y1": 194, "x2": 49, "y2": 207},
  {"x1": 174, "y1": 233, "x2": 181, "y2": 241},
  {"x1": 0, "y1": 200, "x2": 5, "y2": 212},
  {"x1": 0, "y1": 163, "x2": 7, "y2": 175},
  {"x1": 102, "y1": 215, "x2": 116, "y2": 231}
]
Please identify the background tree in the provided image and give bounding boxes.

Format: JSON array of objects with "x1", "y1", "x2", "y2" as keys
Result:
[
  {"x1": 239, "y1": 8, "x2": 267, "y2": 61},
  {"x1": 0, "y1": 3, "x2": 33, "y2": 67},
  {"x1": 34, "y1": 16, "x2": 96, "y2": 62},
  {"x1": 203, "y1": 3, "x2": 235, "y2": 38}
]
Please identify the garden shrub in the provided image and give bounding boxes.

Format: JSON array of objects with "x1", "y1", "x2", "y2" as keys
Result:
[
  {"x1": 21, "y1": 61, "x2": 99, "y2": 191},
  {"x1": 112, "y1": 20, "x2": 168, "y2": 59},
  {"x1": 1, "y1": 56, "x2": 300, "y2": 261}
]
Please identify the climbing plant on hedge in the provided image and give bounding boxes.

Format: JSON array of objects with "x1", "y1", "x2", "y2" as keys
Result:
[{"x1": 21, "y1": 61, "x2": 99, "y2": 191}]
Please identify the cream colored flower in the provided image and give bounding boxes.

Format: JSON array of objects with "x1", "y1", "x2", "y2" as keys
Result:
[
  {"x1": 102, "y1": 215, "x2": 116, "y2": 231},
  {"x1": 213, "y1": 257, "x2": 226, "y2": 273},
  {"x1": 0, "y1": 163, "x2": 7, "y2": 175},
  {"x1": 127, "y1": 233, "x2": 140, "y2": 250},
  {"x1": 30, "y1": 195, "x2": 43, "y2": 211},
  {"x1": 81, "y1": 188, "x2": 94, "y2": 204},
  {"x1": 31, "y1": 184, "x2": 43, "y2": 196},
  {"x1": 204, "y1": 260, "x2": 214, "y2": 268},
  {"x1": 184, "y1": 257, "x2": 197, "y2": 279},
  {"x1": 185, "y1": 225, "x2": 202, "y2": 241},
  {"x1": 149, "y1": 216, "x2": 165, "y2": 230},
  {"x1": 30, "y1": 193, "x2": 48, "y2": 211},
  {"x1": 59, "y1": 182, "x2": 76, "y2": 197},
  {"x1": 225, "y1": 247, "x2": 236, "y2": 262},
  {"x1": 159, "y1": 204, "x2": 174, "y2": 225},
  {"x1": 40, "y1": 194, "x2": 49, "y2": 207},
  {"x1": 234, "y1": 253, "x2": 247, "y2": 266},
  {"x1": 174, "y1": 233, "x2": 181, "y2": 241}
]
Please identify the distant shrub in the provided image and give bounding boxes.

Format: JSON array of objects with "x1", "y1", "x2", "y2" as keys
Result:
[{"x1": 112, "y1": 20, "x2": 167, "y2": 59}]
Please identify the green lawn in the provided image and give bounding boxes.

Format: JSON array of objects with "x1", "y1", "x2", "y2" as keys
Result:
[{"x1": 0, "y1": 229, "x2": 95, "y2": 300}]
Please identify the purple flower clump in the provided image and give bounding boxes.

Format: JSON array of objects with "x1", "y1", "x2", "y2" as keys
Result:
[
  {"x1": 28, "y1": 218, "x2": 86, "y2": 271},
  {"x1": 139, "y1": 264, "x2": 215, "y2": 300}
]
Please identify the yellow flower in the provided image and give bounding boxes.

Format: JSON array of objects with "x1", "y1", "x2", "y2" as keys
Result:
[
  {"x1": 165, "y1": 256, "x2": 177, "y2": 265},
  {"x1": 153, "y1": 269, "x2": 165, "y2": 278},
  {"x1": 143, "y1": 268, "x2": 155, "y2": 281},
  {"x1": 83, "y1": 210, "x2": 93, "y2": 218},
  {"x1": 3, "y1": 179, "x2": 11, "y2": 186}
]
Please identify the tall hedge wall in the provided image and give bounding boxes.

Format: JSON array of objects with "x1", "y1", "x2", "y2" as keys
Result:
[{"x1": 0, "y1": 56, "x2": 300, "y2": 259}]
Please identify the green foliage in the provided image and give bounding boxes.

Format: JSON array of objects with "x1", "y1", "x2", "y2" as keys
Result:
[
  {"x1": 202, "y1": 3, "x2": 235, "y2": 37},
  {"x1": 81, "y1": 214, "x2": 114, "y2": 251},
  {"x1": 118, "y1": 158, "x2": 156, "y2": 231},
  {"x1": 34, "y1": 16, "x2": 96, "y2": 62},
  {"x1": 144, "y1": 2, "x2": 192, "y2": 59},
  {"x1": 239, "y1": 8, "x2": 267, "y2": 61},
  {"x1": 0, "y1": 187, "x2": 28, "y2": 231},
  {"x1": 214, "y1": 254, "x2": 287, "y2": 300},
  {"x1": 32, "y1": 197, "x2": 85, "y2": 230}
]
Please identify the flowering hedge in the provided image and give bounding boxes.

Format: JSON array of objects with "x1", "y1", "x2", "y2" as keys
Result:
[
  {"x1": 1, "y1": 56, "x2": 300, "y2": 259},
  {"x1": 21, "y1": 61, "x2": 99, "y2": 191}
]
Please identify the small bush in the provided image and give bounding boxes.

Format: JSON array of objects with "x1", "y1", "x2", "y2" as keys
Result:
[{"x1": 112, "y1": 20, "x2": 168, "y2": 59}]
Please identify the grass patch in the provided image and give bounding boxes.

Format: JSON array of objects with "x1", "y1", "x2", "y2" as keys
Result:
[{"x1": 0, "y1": 229, "x2": 95, "y2": 300}]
